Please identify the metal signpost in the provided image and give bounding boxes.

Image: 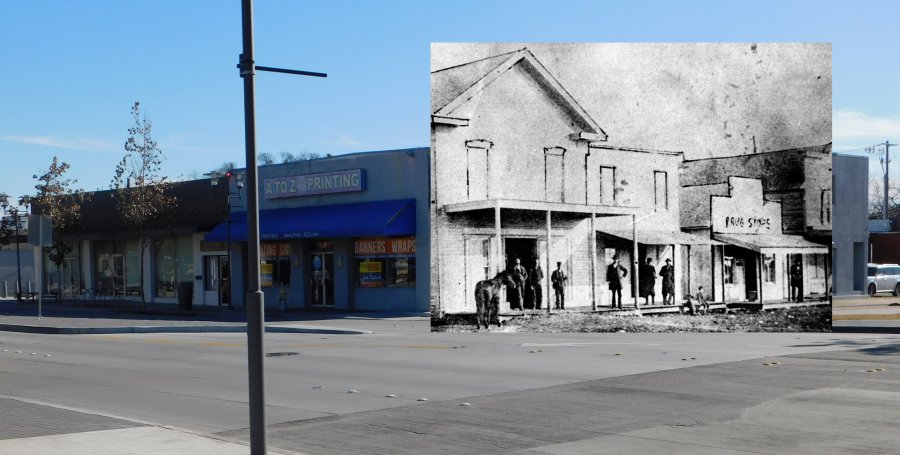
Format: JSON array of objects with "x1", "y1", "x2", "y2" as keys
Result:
[{"x1": 238, "y1": 1, "x2": 326, "y2": 452}]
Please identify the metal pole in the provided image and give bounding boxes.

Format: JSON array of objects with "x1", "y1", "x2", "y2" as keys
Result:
[
  {"x1": 240, "y1": 0, "x2": 266, "y2": 453},
  {"x1": 15, "y1": 211, "x2": 22, "y2": 302},
  {"x1": 884, "y1": 141, "x2": 890, "y2": 220},
  {"x1": 38, "y1": 218, "x2": 43, "y2": 319},
  {"x1": 227, "y1": 195, "x2": 233, "y2": 309}
]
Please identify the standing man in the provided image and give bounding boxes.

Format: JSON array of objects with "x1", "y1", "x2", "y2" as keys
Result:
[
  {"x1": 606, "y1": 255, "x2": 628, "y2": 309},
  {"x1": 659, "y1": 258, "x2": 675, "y2": 305},
  {"x1": 531, "y1": 256, "x2": 544, "y2": 310},
  {"x1": 511, "y1": 257, "x2": 528, "y2": 310},
  {"x1": 551, "y1": 261, "x2": 568, "y2": 310},
  {"x1": 639, "y1": 257, "x2": 657, "y2": 305},
  {"x1": 790, "y1": 258, "x2": 803, "y2": 302}
]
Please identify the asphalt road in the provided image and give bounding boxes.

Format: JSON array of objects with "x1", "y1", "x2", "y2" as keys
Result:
[{"x1": 1, "y1": 319, "x2": 899, "y2": 454}]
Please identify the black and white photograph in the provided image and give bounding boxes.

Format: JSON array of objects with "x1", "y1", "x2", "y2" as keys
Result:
[{"x1": 430, "y1": 43, "x2": 832, "y2": 333}]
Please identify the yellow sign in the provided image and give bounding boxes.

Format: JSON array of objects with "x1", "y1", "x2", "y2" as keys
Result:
[{"x1": 359, "y1": 261, "x2": 382, "y2": 273}]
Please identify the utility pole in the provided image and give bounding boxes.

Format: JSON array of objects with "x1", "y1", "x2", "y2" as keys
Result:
[
  {"x1": 886, "y1": 141, "x2": 893, "y2": 220},
  {"x1": 868, "y1": 141, "x2": 895, "y2": 219},
  {"x1": 238, "y1": 1, "x2": 326, "y2": 453}
]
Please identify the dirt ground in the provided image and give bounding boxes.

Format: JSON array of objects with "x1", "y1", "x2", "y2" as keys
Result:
[{"x1": 432, "y1": 305, "x2": 832, "y2": 333}]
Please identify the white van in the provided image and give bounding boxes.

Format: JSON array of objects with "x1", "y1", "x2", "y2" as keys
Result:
[{"x1": 866, "y1": 263, "x2": 900, "y2": 296}]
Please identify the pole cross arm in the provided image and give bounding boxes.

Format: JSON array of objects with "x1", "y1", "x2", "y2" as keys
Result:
[{"x1": 236, "y1": 54, "x2": 327, "y2": 78}]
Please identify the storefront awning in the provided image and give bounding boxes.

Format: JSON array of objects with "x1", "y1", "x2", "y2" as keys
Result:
[
  {"x1": 204, "y1": 199, "x2": 416, "y2": 242},
  {"x1": 597, "y1": 228, "x2": 722, "y2": 245},
  {"x1": 712, "y1": 233, "x2": 829, "y2": 254}
]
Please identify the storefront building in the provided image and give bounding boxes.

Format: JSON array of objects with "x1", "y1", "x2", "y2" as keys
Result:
[
  {"x1": 207, "y1": 148, "x2": 429, "y2": 312},
  {"x1": 39, "y1": 179, "x2": 230, "y2": 305},
  {"x1": 430, "y1": 48, "x2": 687, "y2": 315},
  {"x1": 831, "y1": 153, "x2": 868, "y2": 295},
  {"x1": 680, "y1": 175, "x2": 829, "y2": 302}
]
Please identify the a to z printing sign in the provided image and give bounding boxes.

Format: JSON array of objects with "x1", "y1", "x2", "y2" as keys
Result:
[{"x1": 264, "y1": 169, "x2": 366, "y2": 199}]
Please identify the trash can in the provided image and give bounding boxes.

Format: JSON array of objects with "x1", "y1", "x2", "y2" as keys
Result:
[{"x1": 178, "y1": 282, "x2": 193, "y2": 310}]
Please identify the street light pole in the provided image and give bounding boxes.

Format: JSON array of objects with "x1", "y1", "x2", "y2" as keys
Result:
[
  {"x1": 14, "y1": 210, "x2": 21, "y2": 301},
  {"x1": 238, "y1": 1, "x2": 325, "y2": 452}
]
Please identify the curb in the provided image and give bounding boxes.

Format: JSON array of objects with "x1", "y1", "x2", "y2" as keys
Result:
[
  {"x1": 832, "y1": 326, "x2": 900, "y2": 334},
  {"x1": 0, "y1": 324, "x2": 371, "y2": 335}
]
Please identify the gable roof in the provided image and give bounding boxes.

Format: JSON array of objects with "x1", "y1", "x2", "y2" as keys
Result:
[{"x1": 431, "y1": 48, "x2": 607, "y2": 141}]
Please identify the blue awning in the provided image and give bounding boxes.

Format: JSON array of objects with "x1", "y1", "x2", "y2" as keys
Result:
[{"x1": 204, "y1": 199, "x2": 416, "y2": 242}]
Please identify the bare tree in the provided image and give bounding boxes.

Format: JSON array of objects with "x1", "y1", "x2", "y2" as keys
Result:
[
  {"x1": 214, "y1": 161, "x2": 237, "y2": 173},
  {"x1": 0, "y1": 215, "x2": 12, "y2": 250},
  {"x1": 111, "y1": 101, "x2": 177, "y2": 309},
  {"x1": 31, "y1": 157, "x2": 89, "y2": 295},
  {"x1": 280, "y1": 151, "x2": 322, "y2": 163},
  {"x1": 258, "y1": 152, "x2": 276, "y2": 166},
  {"x1": 869, "y1": 178, "x2": 900, "y2": 219}
]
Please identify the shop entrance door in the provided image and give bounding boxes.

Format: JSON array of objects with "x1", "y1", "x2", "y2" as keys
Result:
[
  {"x1": 311, "y1": 252, "x2": 335, "y2": 306},
  {"x1": 204, "y1": 255, "x2": 231, "y2": 307},
  {"x1": 723, "y1": 246, "x2": 744, "y2": 302},
  {"x1": 505, "y1": 238, "x2": 537, "y2": 309}
]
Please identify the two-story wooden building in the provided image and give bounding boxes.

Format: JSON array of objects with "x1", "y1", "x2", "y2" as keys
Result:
[{"x1": 430, "y1": 48, "x2": 688, "y2": 315}]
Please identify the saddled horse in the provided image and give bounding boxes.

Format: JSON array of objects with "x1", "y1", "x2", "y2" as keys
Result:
[{"x1": 474, "y1": 271, "x2": 516, "y2": 330}]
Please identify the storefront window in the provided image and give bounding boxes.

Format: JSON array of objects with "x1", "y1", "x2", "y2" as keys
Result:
[
  {"x1": 724, "y1": 256, "x2": 734, "y2": 284},
  {"x1": 261, "y1": 242, "x2": 290, "y2": 287},
  {"x1": 600, "y1": 166, "x2": 616, "y2": 205},
  {"x1": 354, "y1": 236, "x2": 416, "y2": 288},
  {"x1": 763, "y1": 254, "x2": 776, "y2": 283},
  {"x1": 155, "y1": 235, "x2": 194, "y2": 298},
  {"x1": 387, "y1": 257, "x2": 416, "y2": 287},
  {"x1": 809, "y1": 254, "x2": 825, "y2": 278},
  {"x1": 654, "y1": 171, "x2": 668, "y2": 211},
  {"x1": 95, "y1": 239, "x2": 124, "y2": 295},
  {"x1": 125, "y1": 239, "x2": 141, "y2": 296},
  {"x1": 45, "y1": 247, "x2": 82, "y2": 296}
]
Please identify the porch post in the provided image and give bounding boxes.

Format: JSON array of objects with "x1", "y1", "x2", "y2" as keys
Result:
[
  {"x1": 590, "y1": 213, "x2": 597, "y2": 311},
  {"x1": 632, "y1": 214, "x2": 638, "y2": 308},
  {"x1": 546, "y1": 210, "x2": 552, "y2": 314},
  {"x1": 495, "y1": 201, "x2": 503, "y2": 311},
  {"x1": 673, "y1": 243, "x2": 681, "y2": 304},
  {"x1": 758, "y1": 253, "x2": 763, "y2": 304},
  {"x1": 494, "y1": 201, "x2": 502, "y2": 274}
]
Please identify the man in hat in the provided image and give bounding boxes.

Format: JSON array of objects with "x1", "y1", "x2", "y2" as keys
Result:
[
  {"x1": 510, "y1": 257, "x2": 528, "y2": 310},
  {"x1": 639, "y1": 257, "x2": 657, "y2": 305},
  {"x1": 606, "y1": 255, "x2": 628, "y2": 309},
  {"x1": 659, "y1": 258, "x2": 675, "y2": 305},
  {"x1": 790, "y1": 258, "x2": 803, "y2": 302},
  {"x1": 551, "y1": 261, "x2": 568, "y2": 310},
  {"x1": 530, "y1": 255, "x2": 544, "y2": 310}
]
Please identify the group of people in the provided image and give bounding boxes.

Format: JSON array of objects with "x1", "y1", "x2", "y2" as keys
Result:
[
  {"x1": 495, "y1": 253, "x2": 808, "y2": 313},
  {"x1": 606, "y1": 255, "x2": 676, "y2": 309},
  {"x1": 507, "y1": 257, "x2": 568, "y2": 311}
]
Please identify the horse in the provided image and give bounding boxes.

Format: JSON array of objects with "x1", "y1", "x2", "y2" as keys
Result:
[{"x1": 474, "y1": 271, "x2": 516, "y2": 330}]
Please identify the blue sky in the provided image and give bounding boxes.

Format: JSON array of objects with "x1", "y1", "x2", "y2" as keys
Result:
[{"x1": 0, "y1": 0, "x2": 895, "y2": 204}]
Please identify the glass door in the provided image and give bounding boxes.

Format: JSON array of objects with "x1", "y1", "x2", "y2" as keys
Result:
[
  {"x1": 204, "y1": 255, "x2": 231, "y2": 307},
  {"x1": 311, "y1": 252, "x2": 334, "y2": 306}
]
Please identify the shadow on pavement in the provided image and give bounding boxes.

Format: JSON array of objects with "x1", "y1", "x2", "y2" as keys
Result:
[{"x1": 0, "y1": 298, "x2": 426, "y2": 324}]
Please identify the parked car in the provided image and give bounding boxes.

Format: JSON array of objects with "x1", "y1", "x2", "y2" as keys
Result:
[{"x1": 866, "y1": 263, "x2": 900, "y2": 296}]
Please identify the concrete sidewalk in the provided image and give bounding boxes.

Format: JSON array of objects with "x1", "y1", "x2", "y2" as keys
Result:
[
  {"x1": 832, "y1": 295, "x2": 900, "y2": 333},
  {"x1": 0, "y1": 299, "x2": 430, "y2": 335},
  {"x1": 0, "y1": 396, "x2": 297, "y2": 455}
]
